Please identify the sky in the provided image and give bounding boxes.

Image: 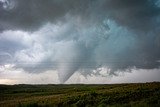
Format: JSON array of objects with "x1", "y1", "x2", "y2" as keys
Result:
[{"x1": 0, "y1": 0, "x2": 160, "y2": 84}]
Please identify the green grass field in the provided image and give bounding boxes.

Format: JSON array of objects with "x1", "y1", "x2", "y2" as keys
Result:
[{"x1": 0, "y1": 82, "x2": 160, "y2": 107}]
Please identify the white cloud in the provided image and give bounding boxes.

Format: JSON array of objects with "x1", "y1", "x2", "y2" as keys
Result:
[
  {"x1": 0, "y1": 67, "x2": 160, "y2": 84},
  {"x1": 0, "y1": 16, "x2": 160, "y2": 83},
  {"x1": 67, "y1": 68, "x2": 160, "y2": 84},
  {"x1": 0, "y1": 65, "x2": 59, "y2": 84}
]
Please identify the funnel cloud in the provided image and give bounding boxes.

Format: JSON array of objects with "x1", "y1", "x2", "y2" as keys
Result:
[{"x1": 0, "y1": 0, "x2": 160, "y2": 83}]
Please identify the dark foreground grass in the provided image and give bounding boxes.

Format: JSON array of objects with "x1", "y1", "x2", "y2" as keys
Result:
[{"x1": 0, "y1": 82, "x2": 160, "y2": 107}]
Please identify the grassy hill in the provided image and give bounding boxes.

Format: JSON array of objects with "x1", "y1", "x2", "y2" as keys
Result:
[{"x1": 0, "y1": 82, "x2": 160, "y2": 107}]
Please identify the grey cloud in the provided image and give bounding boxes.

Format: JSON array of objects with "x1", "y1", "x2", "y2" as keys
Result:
[
  {"x1": 101, "y1": 0, "x2": 160, "y2": 31},
  {"x1": 0, "y1": 0, "x2": 159, "y2": 31},
  {"x1": 0, "y1": 0, "x2": 160, "y2": 83},
  {"x1": 0, "y1": 0, "x2": 92, "y2": 31}
]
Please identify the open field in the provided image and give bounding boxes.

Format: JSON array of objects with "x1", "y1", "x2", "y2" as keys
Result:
[{"x1": 0, "y1": 82, "x2": 160, "y2": 107}]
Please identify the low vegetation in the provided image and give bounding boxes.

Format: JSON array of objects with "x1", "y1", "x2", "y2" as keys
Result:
[{"x1": 0, "y1": 82, "x2": 160, "y2": 107}]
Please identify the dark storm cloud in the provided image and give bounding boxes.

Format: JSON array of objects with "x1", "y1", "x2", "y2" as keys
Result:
[
  {"x1": 101, "y1": 0, "x2": 160, "y2": 31},
  {"x1": 0, "y1": 0, "x2": 159, "y2": 31},
  {"x1": 0, "y1": 0, "x2": 93, "y2": 31},
  {"x1": 0, "y1": 0, "x2": 160, "y2": 82}
]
